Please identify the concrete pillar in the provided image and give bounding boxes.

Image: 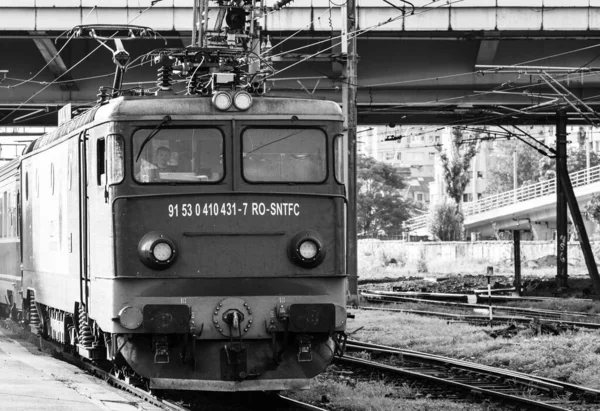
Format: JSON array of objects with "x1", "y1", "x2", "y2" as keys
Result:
[{"x1": 531, "y1": 222, "x2": 554, "y2": 241}]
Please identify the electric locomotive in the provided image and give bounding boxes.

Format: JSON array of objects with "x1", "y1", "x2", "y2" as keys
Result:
[
  {"x1": 0, "y1": 0, "x2": 351, "y2": 391},
  {"x1": 0, "y1": 90, "x2": 348, "y2": 391}
]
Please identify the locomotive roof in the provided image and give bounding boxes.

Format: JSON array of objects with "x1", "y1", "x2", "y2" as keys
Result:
[
  {"x1": 95, "y1": 95, "x2": 343, "y2": 121},
  {"x1": 25, "y1": 95, "x2": 343, "y2": 155}
]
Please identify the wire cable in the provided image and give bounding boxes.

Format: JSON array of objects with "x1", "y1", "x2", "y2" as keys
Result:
[{"x1": 0, "y1": 3, "x2": 161, "y2": 125}]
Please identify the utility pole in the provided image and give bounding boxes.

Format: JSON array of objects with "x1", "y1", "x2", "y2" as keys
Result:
[
  {"x1": 346, "y1": 0, "x2": 359, "y2": 305},
  {"x1": 556, "y1": 109, "x2": 569, "y2": 288}
]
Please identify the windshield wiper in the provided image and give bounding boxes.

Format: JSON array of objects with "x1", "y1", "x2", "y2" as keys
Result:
[{"x1": 135, "y1": 115, "x2": 172, "y2": 162}]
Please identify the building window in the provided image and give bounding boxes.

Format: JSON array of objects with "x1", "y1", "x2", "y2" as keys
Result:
[
  {"x1": 429, "y1": 152, "x2": 435, "y2": 158},
  {"x1": 416, "y1": 193, "x2": 424, "y2": 202},
  {"x1": 477, "y1": 171, "x2": 484, "y2": 178},
  {"x1": 463, "y1": 193, "x2": 473, "y2": 202}
]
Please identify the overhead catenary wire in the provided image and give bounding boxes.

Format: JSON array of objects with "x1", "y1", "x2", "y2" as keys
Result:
[
  {"x1": 264, "y1": 0, "x2": 464, "y2": 81},
  {"x1": 0, "y1": 3, "x2": 163, "y2": 126}
]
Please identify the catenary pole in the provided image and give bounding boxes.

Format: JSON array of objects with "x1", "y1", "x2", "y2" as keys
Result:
[
  {"x1": 346, "y1": 0, "x2": 359, "y2": 305},
  {"x1": 556, "y1": 109, "x2": 569, "y2": 288}
]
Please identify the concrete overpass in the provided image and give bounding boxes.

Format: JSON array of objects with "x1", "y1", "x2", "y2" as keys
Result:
[
  {"x1": 3, "y1": 1, "x2": 600, "y2": 126},
  {"x1": 406, "y1": 164, "x2": 600, "y2": 240}
]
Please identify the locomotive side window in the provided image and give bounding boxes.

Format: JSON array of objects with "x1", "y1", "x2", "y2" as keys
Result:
[
  {"x1": 133, "y1": 128, "x2": 223, "y2": 184},
  {"x1": 107, "y1": 134, "x2": 124, "y2": 185},
  {"x1": 334, "y1": 134, "x2": 346, "y2": 185},
  {"x1": 97, "y1": 138, "x2": 105, "y2": 186},
  {"x1": 242, "y1": 128, "x2": 326, "y2": 183}
]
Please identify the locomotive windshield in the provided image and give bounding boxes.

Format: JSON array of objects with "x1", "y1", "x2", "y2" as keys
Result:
[
  {"x1": 133, "y1": 127, "x2": 224, "y2": 183},
  {"x1": 242, "y1": 128, "x2": 326, "y2": 182}
]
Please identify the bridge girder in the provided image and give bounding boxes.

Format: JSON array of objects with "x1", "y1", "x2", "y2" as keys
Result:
[{"x1": 3, "y1": 2, "x2": 600, "y2": 126}]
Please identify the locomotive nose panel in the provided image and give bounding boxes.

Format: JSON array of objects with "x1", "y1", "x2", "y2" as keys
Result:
[{"x1": 114, "y1": 195, "x2": 342, "y2": 278}]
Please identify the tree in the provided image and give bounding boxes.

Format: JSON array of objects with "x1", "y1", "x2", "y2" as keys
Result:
[
  {"x1": 585, "y1": 193, "x2": 600, "y2": 227},
  {"x1": 439, "y1": 127, "x2": 480, "y2": 206},
  {"x1": 538, "y1": 146, "x2": 600, "y2": 181},
  {"x1": 429, "y1": 201, "x2": 463, "y2": 241},
  {"x1": 357, "y1": 154, "x2": 411, "y2": 237},
  {"x1": 485, "y1": 139, "x2": 545, "y2": 195}
]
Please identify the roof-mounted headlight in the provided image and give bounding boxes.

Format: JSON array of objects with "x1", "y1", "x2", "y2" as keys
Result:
[
  {"x1": 138, "y1": 231, "x2": 177, "y2": 270},
  {"x1": 212, "y1": 91, "x2": 232, "y2": 111},
  {"x1": 288, "y1": 230, "x2": 326, "y2": 268},
  {"x1": 233, "y1": 91, "x2": 253, "y2": 111}
]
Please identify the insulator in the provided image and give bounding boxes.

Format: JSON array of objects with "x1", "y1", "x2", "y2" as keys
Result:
[
  {"x1": 157, "y1": 65, "x2": 173, "y2": 91},
  {"x1": 97, "y1": 87, "x2": 110, "y2": 104},
  {"x1": 29, "y1": 298, "x2": 40, "y2": 327}
]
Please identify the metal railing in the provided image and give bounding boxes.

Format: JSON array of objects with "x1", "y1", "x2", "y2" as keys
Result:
[{"x1": 405, "y1": 165, "x2": 600, "y2": 232}]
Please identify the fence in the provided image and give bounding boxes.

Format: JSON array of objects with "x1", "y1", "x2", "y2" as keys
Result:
[{"x1": 404, "y1": 165, "x2": 600, "y2": 233}]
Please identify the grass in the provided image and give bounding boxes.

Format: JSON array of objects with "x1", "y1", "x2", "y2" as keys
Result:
[
  {"x1": 285, "y1": 309, "x2": 600, "y2": 410},
  {"x1": 345, "y1": 310, "x2": 600, "y2": 388},
  {"x1": 290, "y1": 378, "x2": 505, "y2": 411}
]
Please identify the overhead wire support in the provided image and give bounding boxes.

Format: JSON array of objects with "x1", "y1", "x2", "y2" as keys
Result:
[{"x1": 475, "y1": 64, "x2": 600, "y2": 73}]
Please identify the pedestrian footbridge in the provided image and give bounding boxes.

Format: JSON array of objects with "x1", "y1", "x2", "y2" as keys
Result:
[{"x1": 406, "y1": 165, "x2": 600, "y2": 241}]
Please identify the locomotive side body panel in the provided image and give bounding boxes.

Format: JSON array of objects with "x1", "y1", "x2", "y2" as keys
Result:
[
  {"x1": 85, "y1": 124, "x2": 117, "y2": 321},
  {"x1": 22, "y1": 136, "x2": 81, "y2": 312}
]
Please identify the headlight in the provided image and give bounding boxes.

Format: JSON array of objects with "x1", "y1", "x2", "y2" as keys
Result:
[
  {"x1": 212, "y1": 91, "x2": 232, "y2": 111},
  {"x1": 298, "y1": 240, "x2": 318, "y2": 259},
  {"x1": 233, "y1": 91, "x2": 253, "y2": 111},
  {"x1": 153, "y1": 242, "x2": 173, "y2": 262},
  {"x1": 138, "y1": 231, "x2": 178, "y2": 270},
  {"x1": 288, "y1": 230, "x2": 326, "y2": 268},
  {"x1": 118, "y1": 306, "x2": 143, "y2": 330}
]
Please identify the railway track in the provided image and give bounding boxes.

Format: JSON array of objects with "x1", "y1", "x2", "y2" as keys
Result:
[
  {"x1": 1, "y1": 319, "x2": 327, "y2": 411},
  {"x1": 340, "y1": 339, "x2": 600, "y2": 410},
  {"x1": 361, "y1": 290, "x2": 600, "y2": 329},
  {"x1": 0, "y1": 318, "x2": 191, "y2": 411}
]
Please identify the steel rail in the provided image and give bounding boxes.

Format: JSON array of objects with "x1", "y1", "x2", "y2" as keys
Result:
[
  {"x1": 1, "y1": 319, "x2": 189, "y2": 411},
  {"x1": 276, "y1": 394, "x2": 330, "y2": 411},
  {"x1": 362, "y1": 290, "x2": 600, "y2": 319},
  {"x1": 360, "y1": 292, "x2": 600, "y2": 329},
  {"x1": 345, "y1": 339, "x2": 600, "y2": 402},
  {"x1": 337, "y1": 355, "x2": 574, "y2": 411},
  {"x1": 367, "y1": 289, "x2": 593, "y2": 303}
]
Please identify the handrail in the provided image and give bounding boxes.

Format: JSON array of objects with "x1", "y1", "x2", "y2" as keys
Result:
[{"x1": 405, "y1": 165, "x2": 600, "y2": 232}]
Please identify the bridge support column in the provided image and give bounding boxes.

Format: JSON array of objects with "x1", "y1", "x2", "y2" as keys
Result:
[{"x1": 531, "y1": 221, "x2": 554, "y2": 241}]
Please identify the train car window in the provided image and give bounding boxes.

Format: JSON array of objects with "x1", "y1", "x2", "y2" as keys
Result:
[
  {"x1": 97, "y1": 138, "x2": 106, "y2": 186},
  {"x1": 133, "y1": 128, "x2": 223, "y2": 184},
  {"x1": 50, "y1": 163, "x2": 55, "y2": 195},
  {"x1": 3, "y1": 192, "x2": 7, "y2": 238},
  {"x1": 334, "y1": 134, "x2": 346, "y2": 185},
  {"x1": 0, "y1": 197, "x2": 3, "y2": 238},
  {"x1": 68, "y1": 150, "x2": 72, "y2": 192},
  {"x1": 25, "y1": 173, "x2": 28, "y2": 201},
  {"x1": 107, "y1": 134, "x2": 124, "y2": 185},
  {"x1": 242, "y1": 128, "x2": 326, "y2": 183}
]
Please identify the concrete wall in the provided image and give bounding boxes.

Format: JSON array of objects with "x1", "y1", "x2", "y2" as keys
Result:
[{"x1": 358, "y1": 239, "x2": 599, "y2": 272}]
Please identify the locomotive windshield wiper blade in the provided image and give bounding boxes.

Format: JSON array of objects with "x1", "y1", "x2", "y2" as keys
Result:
[{"x1": 135, "y1": 115, "x2": 172, "y2": 161}]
